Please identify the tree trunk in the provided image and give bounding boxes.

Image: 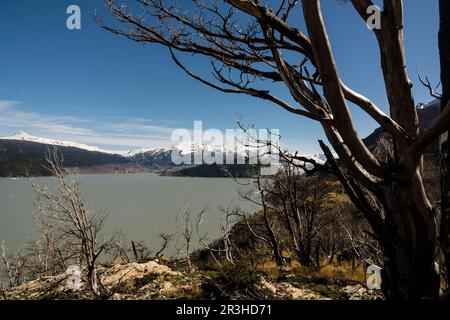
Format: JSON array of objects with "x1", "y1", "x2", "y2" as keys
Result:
[
  {"x1": 379, "y1": 178, "x2": 440, "y2": 300},
  {"x1": 87, "y1": 265, "x2": 100, "y2": 298},
  {"x1": 272, "y1": 243, "x2": 285, "y2": 267},
  {"x1": 321, "y1": 140, "x2": 440, "y2": 299},
  {"x1": 258, "y1": 178, "x2": 285, "y2": 267},
  {"x1": 439, "y1": 0, "x2": 450, "y2": 287},
  {"x1": 263, "y1": 212, "x2": 285, "y2": 267},
  {"x1": 296, "y1": 239, "x2": 314, "y2": 268},
  {"x1": 297, "y1": 248, "x2": 312, "y2": 268}
]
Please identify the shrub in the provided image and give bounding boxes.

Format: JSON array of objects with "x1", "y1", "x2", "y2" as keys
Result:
[
  {"x1": 115, "y1": 272, "x2": 159, "y2": 294},
  {"x1": 134, "y1": 272, "x2": 159, "y2": 288},
  {"x1": 202, "y1": 263, "x2": 260, "y2": 298}
]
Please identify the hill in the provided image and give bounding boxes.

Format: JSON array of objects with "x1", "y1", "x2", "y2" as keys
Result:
[
  {"x1": 363, "y1": 100, "x2": 441, "y2": 156},
  {"x1": 162, "y1": 162, "x2": 258, "y2": 178},
  {"x1": 0, "y1": 140, "x2": 131, "y2": 177}
]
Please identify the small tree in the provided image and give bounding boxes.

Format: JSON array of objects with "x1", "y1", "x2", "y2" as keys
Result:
[
  {"x1": 270, "y1": 166, "x2": 340, "y2": 268},
  {"x1": 153, "y1": 232, "x2": 174, "y2": 259},
  {"x1": 0, "y1": 241, "x2": 29, "y2": 289},
  {"x1": 240, "y1": 174, "x2": 286, "y2": 267},
  {"x1": 175, "y1": 205, "x2": 199, "y2": 273},
  {"x1": 196, "y1": 206, "x2": 240, "y2": 267},
  {"x1": 32, "y1": 149, "x2": 117, "y2": 299}
]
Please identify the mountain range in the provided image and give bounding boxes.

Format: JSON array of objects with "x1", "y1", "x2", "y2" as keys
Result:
[
  {"x1": 363, "y1": 99, "x2": 441, "y2": 157},
  {"x1": 0, "y1": 133, "x2": 131, "y2": 177},
  {"x1": 0, "y1": 100, "x2": 441, "y2": 177},
  {"x1": 0, "y1": 132, "x2": 324, "y2": 177}
]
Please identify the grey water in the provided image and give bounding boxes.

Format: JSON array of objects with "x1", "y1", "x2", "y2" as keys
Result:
[{"x1": 0, "y1": 174, "x2": 258, "y2": 256}]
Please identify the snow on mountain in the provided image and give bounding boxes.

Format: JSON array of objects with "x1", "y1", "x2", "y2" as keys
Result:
[
  {"x1": 128, "y1": 141, "x2": 237, "y2": 158},
  {"x1": 125, "y1": 147, "x2": 169, "y2": 157},
  {"x1": 128, "y1": 140, "x2": 326, "y2": 167},
  {"x1": 0, "y1": 131, "x2": 113, "y2": 154},
  {"x1": 417, "y1": 99, "x2": 440, "y2": 110},
  {"x1": 130, "y1": 141, "x2": 262, "y2": 160},
  {"x1": 1, "y1": 131, "x2": 327, "y2": 165}
]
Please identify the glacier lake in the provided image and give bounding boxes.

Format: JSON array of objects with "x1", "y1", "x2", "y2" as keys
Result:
[{"x1": 0, "y1": 174, "x2": 258, "y2": 255}]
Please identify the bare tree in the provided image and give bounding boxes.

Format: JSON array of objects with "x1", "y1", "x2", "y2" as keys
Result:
[
  {"x1": 0, "y1": 241, "x2": 56, "y2": 292},
  {"x1": 32, "y1": 149, "x2": 117, "y2": 299},
  {"x1": 0, "y1": 241, "x2": 28, "y2": 288},
  {"x1": 269, "y1": 165, "x2": 340, "y2": 268},
  {"x1": 25, "y1": 228, "x2": 73, "y2": 279},
  {"x1": 131, "y1": 240, "x2": 152, "y2": 262},
  {"x1": 153, "y1": 232, "x2": 174, "y2": 259},
  {"x1": 98, "y1": 0, "x2": 450, "y2": 299},
  {"x1": 176, "y1": 205, "x2": 199, "y2": 273},
  {"x1": 240, "y1": 174, "x2": 286, "y2": 267},
  {"x1": 196, "y1": 206, "x2": 240, "y2": 267},
  {"x1": 0, "y1": 241, "x2": 14, "y2": 288},
  {"x1": 340, "y1": 222, "x2": 383, "y2": 270},
  {"x1": 217, "y1": 207, "x2": 240, "y2": 265},
  {"x1": 105, "y1": 231, "x2": 132, "y2": 264}
]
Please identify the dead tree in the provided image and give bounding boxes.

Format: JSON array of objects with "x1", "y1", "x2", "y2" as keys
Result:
[
  {"x1": 176, "y1": 205, "x2": 199, "y2": 273},
  {"x1": 0, "y1": 241, "x2": 14, "y2": 288},
  {"x1": 269, "y1": 164, "x2": 337, "y2": 268},
  {"x1": 240, "y1": 174, "x2": 286, "y2": 267},
  {"x1": 131, "y1": 240, "x2": 152, "y2": 262},
  {"x1": 32, "y1": 149, "x2": 116, "y2": 299},
  {"x1": 98, "y1": 0, "x2": 450, "y2": 299},
  {"x1": 26, "y1": 227, "x2": 74, "y2": 278},
  {"x1": 196, "y1": 206, "x2": 240, "y2": 267},
  {"x1": 0, "y1": 241, "x2": 28, "y2": 288},
  {"x1": 340, "y1": 221, "x2": 383, "y2": 270},
  {"x1": 153, "y1": 232, "x2": 174, "y2": 259}
]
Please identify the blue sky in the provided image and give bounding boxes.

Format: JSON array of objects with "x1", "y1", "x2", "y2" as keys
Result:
[{"x1": 0, "y1": 0, "x2": 440, "y2": 154}]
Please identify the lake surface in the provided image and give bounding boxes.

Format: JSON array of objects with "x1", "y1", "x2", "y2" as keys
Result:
[{"x1": 0, "y1": 174, "x2": 258, "y2": 255}]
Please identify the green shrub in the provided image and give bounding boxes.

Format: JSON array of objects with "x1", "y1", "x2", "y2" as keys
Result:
[
  {"x1": 41, "y1": 290, "x2": 78, "y2": 300},
  {"x1": 114, "y1": 272, "x2": 159, "y2": 294},
  {"x1": 115, "y1": 279, "x2": 136, "y2": 294},
  {"x1": 134, "y1": 272, "x2": 159, "y2": 288},
  {"x1": 306, "y1": 283, "x2": 347, "y2": 300},
  {"x1": 202, "y1": 263, "x2": 259, "y2": 298}
]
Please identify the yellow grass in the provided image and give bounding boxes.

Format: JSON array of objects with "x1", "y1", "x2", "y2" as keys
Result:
[{"x1": 257, "y1": 260, "x2": 366, "y2": 283}]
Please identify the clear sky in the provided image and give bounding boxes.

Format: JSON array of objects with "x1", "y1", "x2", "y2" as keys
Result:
[{"x1": 0, "y1": 0, "x2": 441, "y2": 154}]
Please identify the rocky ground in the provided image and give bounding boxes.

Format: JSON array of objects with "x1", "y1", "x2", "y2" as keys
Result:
[{"x1": 1, "y1": 260, "x2": 382, "y2": 300}]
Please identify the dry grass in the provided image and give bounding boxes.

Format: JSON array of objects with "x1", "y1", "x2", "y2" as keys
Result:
[
  {"x1": 257, "y1": 260, "x2": 366, "y2": 283},
  {"x1": 304, "y1": 263, "x2": 365, "y2": 283}
]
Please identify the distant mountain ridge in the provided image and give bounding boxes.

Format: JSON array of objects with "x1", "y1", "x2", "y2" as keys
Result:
[
  {"x1": 363, "y1": 99, "x2": 441, "y2": 156},
  {"x1": 0, "y1": 133, "x2": 263, "y2": 177},
  {"x1": 1, "y1": 131, "x2": 115, "y2": 154},
  {"x1": 129, "y1": 141, "x2": 327, "y2": 169},
  {"x1": 1, "y1": 100, "x2": 439, "y2": 177},
  {"x1": 0, "y1": 139, "x2": 131, "y2": 177},
  {"x1": 162, "y1": 163, "x2": 259, "y2": 178}
]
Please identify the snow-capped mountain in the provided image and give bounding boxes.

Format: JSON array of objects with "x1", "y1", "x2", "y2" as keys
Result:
[
  {"x1": 364, "y1": 99, "x2": 441, "y2": 156},
  {"x1": 127, "y1": 141, "x2": 247, "y2": 158},
  {"x1": 417, "y1": 99, "x2": 440, "y2": 110},
  {"x1": 0, "y1": 132, "x2": 131, "y2": 177},
  {"x1": 1, "y1": 131, "x2": 326, "y2": 169},
  {"x1": 128, "y1": 140, "x2": 326, "y2": 167},
  {"x1": 128, "y1": 142, "x2": 227, "y2": 167},
  {"x1": 0, "y1": 131, "x2": 113, "y2": 154}
]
